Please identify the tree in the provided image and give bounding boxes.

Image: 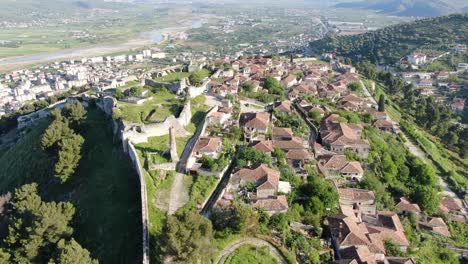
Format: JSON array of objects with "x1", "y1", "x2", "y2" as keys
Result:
[
  {"x1": 347, "y1": 81, "x2": 362, "y2": 93},
  {"x1": 3, "y1": 183, "x2": 79, "y2": 263},
  {"x1": 129, "y1": 87, "x2": 142, "y2": 97},
  {"x1": 189, "y1": 70, "x2": 207, "y2": 86},
  {"x1": 264, "y1": 76, "x2": 284, "y2": 95},
  {"x1": 241, "y1": 82, "x2": 255, "y2": 93},
  {"x1": 308, "y1": 110, "x2": 322, "y2": 122},
  {"x1": 411, "y1": 185, "x2": 439, "y2": 214},
  {"x1": 62, "y1": 101, "x2": 87, "y2": 127},
  {"x1": 49, "y1": 239, "x2": 98, "y2": 264},
  {"x1": 41, "y1": 119, "x2": 74, "y2": 150},
  {"x1": 233, "y1": 201, "x2": 259, "y2": 234},
  {"x1": 378, "y1": 94, "x2": 385, "y2": 112},
  {"x1": 54, "y1": 134, "x2": 84, "y2": 182},
  {"x1": 114, "y1": 89, "x2": 124, "y2": 100},
  {"x1": 165, "y1": 211, "x2": 214, "y2": 263},
  {"x1": 269, "y1": 213, "x2": 289, "y2": 233}
]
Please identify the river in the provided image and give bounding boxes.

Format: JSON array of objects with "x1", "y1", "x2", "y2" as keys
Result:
[{"x1": 0, "y1": 20, "x2": 204, "y2": 69}]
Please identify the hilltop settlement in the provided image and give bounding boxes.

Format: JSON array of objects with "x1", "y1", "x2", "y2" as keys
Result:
[{"x1": 0, "y1": 48, "x2": 467, "y2": 264}]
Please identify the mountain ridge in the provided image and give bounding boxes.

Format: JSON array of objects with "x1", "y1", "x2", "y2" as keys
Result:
[{"x1": 335, "y1": 0, "x2": 466, "y2": 17}]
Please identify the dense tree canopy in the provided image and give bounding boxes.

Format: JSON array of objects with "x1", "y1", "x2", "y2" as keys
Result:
[
  {"x1": 0, "y1": 183, "x2": 96, "y2": 263},
  {"x1": 309, "y1": 14, "x2": 468, "y2": 64}
]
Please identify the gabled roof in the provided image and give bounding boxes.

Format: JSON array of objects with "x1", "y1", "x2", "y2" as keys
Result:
[
  {"x1": 232, "y1": 164, "x2": 280, "y2": 190},
  {"x1": 240, "y1": 112, "x2": 270, "y2": 130},
  {"x1": 272, "y1": 127, "x2": 294, "y2": 139},
  {"x1": 338, "y1": 188, "x2": 375, "y2": 203},
  {"x1": 193, "y1": 137, "x2": 222, "y2": 153},
  {"x1": 396, "y1": 197, "x2": 421, "y2": 213},
  {"x1": 253, "y1": 195, "x2": 289, "y2": 212}
]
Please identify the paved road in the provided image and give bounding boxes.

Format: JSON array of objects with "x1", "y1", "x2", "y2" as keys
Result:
[
  {"x1": 214, "y1": 238, "x2": 289, "y2": 264},
  {"x1": 167, "y1": 173, "x2": 189, "y2": 215}
]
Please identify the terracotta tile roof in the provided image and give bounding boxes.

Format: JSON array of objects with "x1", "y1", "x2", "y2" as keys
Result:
[
  {"x1": 374, "y1": 119, "x2": 394, "y2": 128},
  {"x1": 420, "y1": 217, "x2": 451, "y2": 237},
  {"x1": 272, "y1": 137, "x2": 306, "y2": 150},
  {"x1": 440, "y1": 196, "x2": 463, "y2": 212},
  {"x1": 272, "y1": 127, "x2": 294, "y2": 139},
  {"x1": 274, "y1": 100, "x2": 292, "y2": 112},
  {"x1": 253, "y1": 140, "x2": 274, "y2": 152},
  {"x1": 253, "y1": 195, "x2": 289, "y2": 212},
  {"x1": 340, "y1": 246, "x2": 377, "y2": 264},
  {"x1": 232, "y1": 164, "x2": 280, "y2": 191},
  {"x1": 283, "y1": 74, "x2": 297, "y2": 84},
  {"x1": 396, "y1": 197, "x2": 421, "y2": 213},
  {"x1": 319, "y1": 155, "x2": 349, "y2": 170},
  {"x1": 193, "y1": 137, "x2": 222, "y2": 153},
  {"x1": 338, "y1": 188, "x2": 375, "y2": 204},
  {"x1": 240, "y1": 112, "x2": 270, "y2": 130},
  {"x1": 341, "y1": 161, "x2": 364, "y2": 174},
  {"x1": 286, "y1": 149, "x2": 313, "y2": 161}
]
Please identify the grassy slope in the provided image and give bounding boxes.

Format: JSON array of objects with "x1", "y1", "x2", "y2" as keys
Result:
[
  {"x1": 70, "y1": 108, "x2": 141, "y2": 263},
  {"x1": 0, "y1": 107, "x2": 141, "y2": 263},
  {"x1": 0, "y1": 122, "x2": 54, "y2": 192}
]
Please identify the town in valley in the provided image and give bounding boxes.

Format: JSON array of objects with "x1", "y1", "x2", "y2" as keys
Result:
[{"x1": 0, "y1": 1, "x2": 467, "y2": 264}]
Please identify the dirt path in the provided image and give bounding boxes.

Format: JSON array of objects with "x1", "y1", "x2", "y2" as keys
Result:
[
  {"x1": 361, "y1": 81, "x2": 462, "y2": 201},
  {"x1": 214, "y1": 238, "x2": 289, "y2": 264},
  {"x1": 167, "y1": 173, "x2": 189, "y2": 215}
]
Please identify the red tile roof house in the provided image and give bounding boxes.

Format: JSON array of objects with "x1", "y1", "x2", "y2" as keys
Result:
[
  {"x1": 328, "y1": 211, "x2": 410, "y2": 263},
  {"x1": 240, "y1": 112, "x2": 271, "y2": 143},
  {"x1": 396, "y1": 197, "x2": 421, "y2": 216},
  {"x1": 231, "y1": 164, "x2": 280, "y2": 198},
  {"x1": 253, "y1": 195, "x2": 289, "y2": 215},
  {"x1": 282, "y1": 74, "x2": 298, "y2": 88},
  {"x1": 230, "y1": 164, "x2": 289, "y2": 215},
  {"x1": 192, "y1": 137, "x2": 223, "y2": 159},
  {"x1": 438, "y1": 196, "x2": 467, "y2": 223},
  {"x1": 339, "y1": 94, "x2": 367, "y2": 111},
  {"x1": 273, "y1": 100, "x2": 293, "y2": 113},
  {"x1": 374, "y1": 119, "x2": 396, "y2": 133},
  {"x1": 318, "y1": 154, "x2": 364, "y2": 182},
  {"x1": 450, "y1": 98, "x2": 465, "y2": 114},
  {"x1": 419, "y1": 217, "x2": 451, "y2": 237},
  {"x1": 320, "y1": 114, "x2": 370, "y2": 158},
  {"x1": 206, "y1": 110, "x2": 232, "y2": 128},
  {"x1": 338, "y1": 188, "x2": 377, "y2": 218},
  {"x1": 272, "y1": 127, "x2": 294, "y2": 140}
]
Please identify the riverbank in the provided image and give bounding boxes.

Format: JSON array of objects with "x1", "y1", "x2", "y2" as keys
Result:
[{"x1": 0, "y1": 19, "x2": 205, "y2": 72}]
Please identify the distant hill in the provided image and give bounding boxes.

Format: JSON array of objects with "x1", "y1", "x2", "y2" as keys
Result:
[
  {"x1": 335, "y1": 0, "x2": 466, "y2": 17},
  {"x1": 308, "y1": 13, "x2": 468, "y2": 64}
]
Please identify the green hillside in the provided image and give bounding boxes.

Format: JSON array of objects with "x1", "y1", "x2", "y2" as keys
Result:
[
  {"x1": 309, "y1": 13, "x2": 468, "y2": 64},
  {"x1": 335, "y1": 0, "x2": 465, "y2": 17},
  {"x1": 0, "y1": 107, "x2": 141, "y2": 263}
]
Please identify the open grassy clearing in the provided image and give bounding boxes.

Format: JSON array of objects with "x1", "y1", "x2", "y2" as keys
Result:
[
  {"x1": 226, "y1": 244, "x2": 279, "y2": 264},
  {"x1": 118, "y1": 89, "x2": 181, "y2": 123},
  {"x1": 154, "y1": 72, "x2": 190, "y2": 83}
]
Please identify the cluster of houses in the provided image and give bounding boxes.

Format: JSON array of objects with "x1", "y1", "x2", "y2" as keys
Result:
[
  {"x1": 397, "y1": 45, "x2": 467, "y2": 113},
  {"x1": 0, "y1": 48, "x2": 169, "y2": 117},
  {"x1": 328, "y1": 187, "x2": 466, "y2": 264}
]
